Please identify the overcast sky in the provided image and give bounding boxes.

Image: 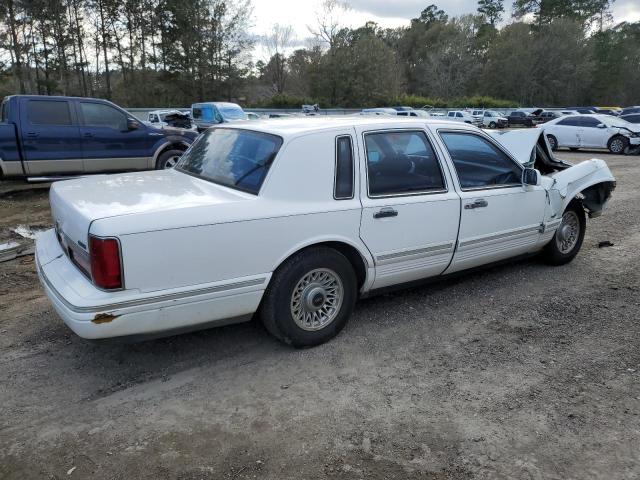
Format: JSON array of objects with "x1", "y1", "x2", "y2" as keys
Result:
[{"x1": 252, "y1": 0, "x2": 640, "y2": 59}]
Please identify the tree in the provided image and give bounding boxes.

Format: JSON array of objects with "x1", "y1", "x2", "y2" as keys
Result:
[
  {"x1": 263, "y1": 24, "x2": 294, "y2": 94},
  {"x1": 478, "y1": 0, "x2": 504, "y2": 25}
]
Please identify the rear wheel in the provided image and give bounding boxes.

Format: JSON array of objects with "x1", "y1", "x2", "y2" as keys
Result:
[
  {"x1": 542, "y1": 201, "x2": 586, "y2": 265},
  {"x1": 607, "y1": 135, "x2": 628, "y2": 154},
  {"x1": 155, "y1": 149, "x2": 183, "y2": 169},
  {"x1": 546, "y1": 134, "x2": 558, "y2": 151},
  {"x1": 260, "y1": 247, "x2": 357, "y2": 348}
]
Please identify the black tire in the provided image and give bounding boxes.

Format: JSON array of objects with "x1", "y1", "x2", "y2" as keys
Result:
[
  {"x1": 488, "y1": 121, "x2": 497, "y2": 129},
  {"x1": 260, "y1": 247, "x2": 357, "y2": 348},
  {"x1": 569, "y1": 147, "x2": 579, "y2": 151},
  {"x1": 155, "y1": 149, "x2": 184, "y2": 169},
  {"x1": 547, "y1": 134, "x2": 558, "y2": 151},
  {"x1": 542, "y1": 200, "x2": 586, "y2": 266},
  {"x1": 607, "y1": 135, "x2": 628, "y2": 154}
]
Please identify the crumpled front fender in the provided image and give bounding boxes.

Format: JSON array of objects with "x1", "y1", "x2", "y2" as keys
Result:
[{"x1": 548, "y1": 159, "x2": 616, "y2": 217}]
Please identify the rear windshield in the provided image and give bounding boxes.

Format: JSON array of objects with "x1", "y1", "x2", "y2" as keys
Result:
[{"x1": 177, "y1": 128, "x2": 283, "y2": 194}]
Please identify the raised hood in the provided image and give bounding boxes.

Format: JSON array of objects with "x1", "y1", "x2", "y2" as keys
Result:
[{"x1": 50, "y1": 169, "x2": 249, "y2": 248}]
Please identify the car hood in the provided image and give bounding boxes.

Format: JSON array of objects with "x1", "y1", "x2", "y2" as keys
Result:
[{"x1": 50, "y1": 170, "x2": 251, "y2": 247}]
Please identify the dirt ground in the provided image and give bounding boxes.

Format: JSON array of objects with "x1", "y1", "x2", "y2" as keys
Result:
[{"x1": 1, "y1": 149, "x2": 639, "y2": 480}]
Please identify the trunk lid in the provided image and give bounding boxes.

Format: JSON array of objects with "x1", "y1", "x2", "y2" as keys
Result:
[{"x1": 50, "y1": 169, "x2": 250, "y2": 252}]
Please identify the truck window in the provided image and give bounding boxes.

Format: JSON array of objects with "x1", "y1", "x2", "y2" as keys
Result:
[
  {"x1": 26, "y1": 100, "x2": 72, "y2": 125},
  {"x1": 334, "y1": 136, "x2": 354, "y2": 200},
  {"x1": 80, "y1": 102, "x2": 127, "y2": 130}
]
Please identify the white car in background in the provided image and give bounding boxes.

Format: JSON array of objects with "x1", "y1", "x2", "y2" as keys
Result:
[
  {"x1": 481, "y1": 110, "x2": 508, "y2": 128},
  {"x1": 447, "y1": 110, "x2": 481, "y2": 126},
  {"x1": 36, "y1": 118, "x2": 615, "y2": 346},
  {"x1": 541, "y1": 114, "x2": 640, "y2": 153}
]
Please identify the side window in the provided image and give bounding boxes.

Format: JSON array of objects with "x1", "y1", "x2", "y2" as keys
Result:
[
  {"x1": 334, "y1": 135, "x2": 354, "y2": 200},
  {"x1": 192, "y1": 107, "x2": 202, "y2": 119},
  {"x1": 365, "y1": 131, "x2": 445, "y2": 197},
  {"x1": 26, "y1": 100, "x2": 72, "y2": 125},
  {"x1": 580, "y1": 117, "x2": 601, "y2": 128},
  {"x1": 456, "y1": 112, "x2": 463, "y2": 118},
  {"x1": 558, "y1": 116, "x2": 581, "y2": 127},
  {"x1": 80, "y1": 102, "x2": 127, "y2": 130},
  {"x1": 440, "y1": 132, "x2": 522, "y2": 189},
  {"x1": 447, "y1": 112, "x2": 454, "y2": 117},
  {"x1": 149, "y1": 114, "x2": 159, "y2": 123}
]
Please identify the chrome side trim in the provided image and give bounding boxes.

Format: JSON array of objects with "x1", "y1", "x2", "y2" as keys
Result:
[
  {"x1": 38, "y1": 261, "x2": 266, "y2": 314},
  {"x1": 377, "y1": 242, "x2": 454, "y2": 264},
  {"x1": 459, "y1": 225, "x2": 540, "y2": 248}
]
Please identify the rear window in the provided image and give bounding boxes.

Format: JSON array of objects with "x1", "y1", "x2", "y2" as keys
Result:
[
  {"x1": 177, "y1": 128, "x2": 282, "y2": 194},
  {"x1": 27, "y1": 100, "x2": 72, "y2": 125}
]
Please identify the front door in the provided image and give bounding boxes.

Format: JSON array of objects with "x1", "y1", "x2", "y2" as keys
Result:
[
  {"x1": 77, "y1": 100, "x2": 154, "y2": 172},
  {"x1": 437, "y1": 130, "x2": 547, "y2": 274},
  {"x1": 18, "y1": 98, "x2": 83, "y2": 174},
  {"x1": 578, "y1": 116, "x2": 609, "y2": 148},
  {"x1": 357, "y1": 128, "x2": 461, "y2": 290}
]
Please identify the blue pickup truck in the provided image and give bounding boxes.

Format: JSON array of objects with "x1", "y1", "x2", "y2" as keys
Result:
[{"x1": 0, "y1": 95, "x2": 198, "y2": 179}]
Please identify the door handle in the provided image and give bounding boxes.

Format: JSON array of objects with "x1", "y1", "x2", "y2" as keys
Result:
[
  {"x1": 25, "y1": 132, "x2": 39, "y2": 138},
  {"x1": 83, "y1": 132, "x2": 93, "y2": 138},
  {"x1": 373, "y1": 207, "x2": 398, "y2": 219},
  {"x1": 464, "y1": 199, "x2": 488, "y2": 210}
]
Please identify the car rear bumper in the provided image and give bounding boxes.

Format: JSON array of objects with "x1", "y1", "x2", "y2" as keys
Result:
[{"x1": 36, "y1": 229, "x2": 268, "y2": 340}]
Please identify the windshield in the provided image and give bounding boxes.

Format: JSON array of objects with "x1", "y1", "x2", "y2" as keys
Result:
[
  {"x1": 177, "y1": 128, "x2": 283, "y2": 194},
  {"x1": 605, "y1": 117, "x2": 634, "y2": 129},
  {"x1": 219, "y1": 105, "x2": 248, "y2": 121}
]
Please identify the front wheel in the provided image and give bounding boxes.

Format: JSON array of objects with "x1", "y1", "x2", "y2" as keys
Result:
[
  {"x1": 608, "y1": 135, "x2": 628, "y2": 154},
  {"x1": 260, "y1": 247, "x2": 357, "y2": 347},
  {"x1": 488, "y1": 121, "x2": 497, "y2": 129},
  {"x1": 546, "y1": 134, "x2": 558, "y2": 151},
  {"x1": 542, "y1": 201, "x2": 586, "y2": 265}
]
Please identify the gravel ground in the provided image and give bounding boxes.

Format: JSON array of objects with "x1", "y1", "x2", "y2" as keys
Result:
[{"x1": 1, "y1": 149, "x2": 639, "y2": 480}]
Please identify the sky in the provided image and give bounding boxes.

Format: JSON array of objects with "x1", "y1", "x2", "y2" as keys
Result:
[{"x1": 251, "y1": 0, "x2": 640, "y2": 59}]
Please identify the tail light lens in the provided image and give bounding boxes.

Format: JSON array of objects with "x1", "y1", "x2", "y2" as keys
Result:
[{"x1": 89, "y1": 236, "x2": 122, "y2": 290}]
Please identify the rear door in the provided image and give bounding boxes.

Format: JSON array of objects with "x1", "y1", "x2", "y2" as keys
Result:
[
  {"x1": 357, "y1": 127, "x2": 461, "y2": 290},
  {"x1": 437, "y1": 130, "x2": 546, "y2": 273},
  {"x1": 77, "y1": 100, "x2": 155, "y2": 172},
  {"x1": 551, "y1": 117, "x2": 580, "y2": 147},
  {"x1": 19, "y1": 98, "x2": 83, "y2": 174}
]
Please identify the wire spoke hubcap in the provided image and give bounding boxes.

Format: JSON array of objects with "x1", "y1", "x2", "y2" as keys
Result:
[
  {"x1": 556, "y1": 211, "x2": 580, "y2": 254},
  {"x1": 290, "y1": 268, "x2": 343, "y2": 331}
]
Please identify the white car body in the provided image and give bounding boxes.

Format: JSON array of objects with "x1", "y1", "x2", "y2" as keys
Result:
[
  {"x1": 144, "y1": 109, "x2": 197, "y2": 132},
  {"x1": 36, "y1": 117, "x2": 615, "y2": 341},
  {"x1": 540, "y1": 114, "x2": 640, "y2": 152},
  {"x1": 481, "y1": 110, "x2": 508, "y2": 128},
  {"x1": 447, "y1": 110, "x2": 481, "y2": 126}
]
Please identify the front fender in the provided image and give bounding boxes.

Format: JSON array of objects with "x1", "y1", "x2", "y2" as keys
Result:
[{"x1": 549, "y1": 159, "x2": 616, "y2": 217}]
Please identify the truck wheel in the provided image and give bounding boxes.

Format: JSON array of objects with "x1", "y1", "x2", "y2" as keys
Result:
[
  {"x1": 607, "y1": 135, "x2": 628, "y2": 154},
  {"x1": 488, "y1": 121, "x2": 497, "y2": 129},
  {"x1": 542, "y1": 200, "x2": 586, "y2": 266},
  {"x1": 546, "y1": 135, "x2": 558, "y2": 151},
  {"x1": 156, "y1": 149, "x2": 183, "y2": 169},
  {"x1": 260, "y1": 247, "x2": 357, "y2": 348}
]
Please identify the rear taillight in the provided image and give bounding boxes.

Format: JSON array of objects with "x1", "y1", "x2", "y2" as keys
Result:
[{"x1": 89, "y1": 236, "x2": 122, "y2": 290}]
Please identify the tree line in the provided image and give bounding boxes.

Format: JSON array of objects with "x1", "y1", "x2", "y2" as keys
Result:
[{"x1": 0, "y1": 0, "x2": 638, "y2": 108}]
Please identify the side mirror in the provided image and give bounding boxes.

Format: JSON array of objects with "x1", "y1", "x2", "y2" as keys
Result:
[
  {"x1": 522, "y1": 168, "x2": 540, "y2": 186},
  {"x1": 127, "y1": 118, "x2": 140, "y2": 130},
  {"x1": 597, "y1": 123, "x2": 606, "y2": 129}
]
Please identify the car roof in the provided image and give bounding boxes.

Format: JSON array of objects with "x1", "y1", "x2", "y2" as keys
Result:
[{"x1": 216, "y1": 116, "x2": 478, "y2": 138}]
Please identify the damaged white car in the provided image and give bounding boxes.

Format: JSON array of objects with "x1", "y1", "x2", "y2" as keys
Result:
[{"x1": 36, "y1": 117, "x2": 615, "y2": 346}]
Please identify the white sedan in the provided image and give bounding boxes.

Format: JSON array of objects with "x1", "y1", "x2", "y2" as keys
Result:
[
  {"x1": 36, "y1": 117, "x2": 615, "y2": 346},
  {"x1": 541, "y1": 114, "x2": 640, "y2": 153}
]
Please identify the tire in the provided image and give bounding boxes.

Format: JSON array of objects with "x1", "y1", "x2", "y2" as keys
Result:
[
  {"x1": 488, "y1": 121, "x2": 497, "y2": 129},
  {"x1": 569, "y1": 147, "x2": 579, "y2": 151},
  {"x1": 546, "y1": 134, "x2": 558, "y2": 151},
  {"x1": 542, "y1": 200, "x2": 586, "y2": 266},
  {"x1": 155, "y1": 149, "x2": 183, "y2": 169},
  {"x1": 607, "y1": 135, "x2": 628, "y2": 154},
  {"x1": 260, "y1": 247, "x2": 357, "y2": 348}
]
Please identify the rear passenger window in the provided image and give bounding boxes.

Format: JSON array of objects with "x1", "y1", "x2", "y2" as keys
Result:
[
  {"x1": 558, "y1": 116, "x2": 581, "y2": 126},
  {"x1": 365, "y1": 131, "x2": 445, "y2": 197},
  {"x1": 80, "y1": 102, "x2": 127, "y2": 130},
  {"x1": 334, "y1": 136, "x2": 354, "y2": 199},
  {"x1": 27, "y1": 100, "x2": 72, "y2": 125},
  {"x1": 440, "y1": 132, "x2": 521, "y2": 189}
]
